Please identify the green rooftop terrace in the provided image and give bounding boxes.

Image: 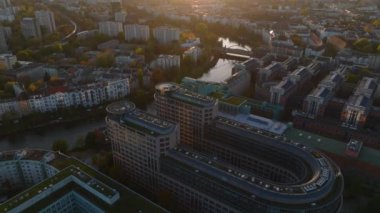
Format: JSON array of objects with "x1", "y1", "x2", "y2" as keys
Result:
[
  {"x1": 0, "y1": 151, "x2": 168, "y2": 213},
  {"x1": 285, "y1": 128, "x2": 380, "y2": 168},
  {"x1": 222, "y1": 96, "x2": 247, "y2": 106}
]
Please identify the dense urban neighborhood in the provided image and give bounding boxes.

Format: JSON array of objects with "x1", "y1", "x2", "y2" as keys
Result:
[{"x1": 1, "y1": 0, "x2": 380, "y2": 212}]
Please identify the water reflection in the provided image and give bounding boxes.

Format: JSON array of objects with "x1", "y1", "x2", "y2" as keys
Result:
[
  {"x1": 198, "y1": 37, "x2": 251, "y2": 83},
  {"x1": 0, "y1": 120, "x2": 105, "y2": 150}
]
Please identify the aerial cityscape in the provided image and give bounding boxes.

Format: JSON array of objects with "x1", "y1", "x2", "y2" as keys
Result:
[{"x1": 0, "y1": 0, "x2": 380, "y2": 212}]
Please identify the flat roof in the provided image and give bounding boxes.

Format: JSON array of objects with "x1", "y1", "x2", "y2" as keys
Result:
[
  {"x1": 284, "y1": 128, "x2": 380, "y2": 168},
  {"x1": 156, "y1": 82, "x2": 216, "y2": 108},
  {"x1": 121, "y1": 109, "x2": 177, "y2": 136},
  {"x1": 223, "y1": 96, "x2": 247, "y2": 106},
  {"x1": 218, "y1": 113, "x2": 288, "y2": 135},
  {"x1": 0, "y1": 150, "x2": 168, "y2": 213}
]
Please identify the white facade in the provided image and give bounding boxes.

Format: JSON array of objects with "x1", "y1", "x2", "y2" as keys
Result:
[
  {"x1": 305, "y1": 47, "x2": 325, "y2": 57},
  {"x1": 21, "y1": 17, "x2": 41, "y2": 38},
  {"x1": 35, "y1": 10, "x2": 56, "y2": 34},
  {"x1": 114, "y1": 11, "x2": 127, "y2": 22},
  {"x1": 0, "y1": 100, "x2": 20, "y2": 118},
  {"x1": 153, "y1": 26, "x2": 180, "y2": 44},
  {"x1": 124, "y1": 24, "x2": 150, "y2": 42},
  {"x1": 0, "y1": 26, "x2": 10, "y2": 53},
  {"x1": 183, "y1": 47, "x2": 202, "y2": 62},
  {"x1": 0, "y1": 53, "x2": 17, "y2": 69},
  {"x1": 0, "y1": 79, "x2": 130, "y2": 116},
  {"x1": 151, "y1": 55, "x2": 180, "y2": 70},
  {"x1": 99, "y1": 21, "x2": 123, "y2": 37},
  {"x1": 369, "y1": 55, "x2": 380, "y2": 70},
  {"x1": 0, "y1": 0, "x2": 11, "y2": 9}
]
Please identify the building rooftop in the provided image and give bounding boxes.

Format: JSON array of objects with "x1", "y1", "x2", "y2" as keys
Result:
[
  {"x1": 218, "y1": 113, "x2": 288, "y2": 135},
  {"x1": 346, "y1": 95, "x2": 371, "y2": 109},
  {"x1": 106, "y1": 101, "x2": 136, "y2": 116},
  {"x1": 156, "y1": 82, "x2": 216, "y2": 108},
  {"x1": 274, "y1": 78, "x2": 296, "y2": 92},
  {"x1": 121, "y1": 109, "x2": 177, "y2": 136},
  {"x1": 284, "y1": 128, "x2": 380, "y2": 168},
  {"x1": 290, "y1": 67, "x2": 311, "y2": 80},
  {"x1": 354, "y1": 77, "x2": 377, "y2": 98},
  {"x1": 308, "y1": 86, "x2": 332, "y2": 100},
  {"x1": 306, "y1": 62, "x2": 322, "y2": 76},
  {"x1": 163, "y1": 120, "x2": 341, "y2": 206},
  {"x1": 265, "y1": 62, "x2": 284, "y2": 72},
  {"x1": 0, "y1": 150, "x2": 167, "y2": 213},
  {"x1": 222, "y1": 96, "x2": 247, "y2": 106}
]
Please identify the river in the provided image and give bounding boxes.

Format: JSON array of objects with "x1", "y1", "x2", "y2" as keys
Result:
[
  {"x1": 198, "y1": 37, "x2": 250, "y2": 83},
  {"x1": 0, "y1": 38, "x2": 251, "y2": 151},
  {"x1": 0, "y1": 120, "x2": 105, "y2": 151}
]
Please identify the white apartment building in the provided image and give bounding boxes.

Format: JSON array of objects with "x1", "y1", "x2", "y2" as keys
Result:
[
  {"x1": 153, "y1": 26, "x2": 180, "y2": 44},
  {"x1": 0, "y1": 53, "x2": 17, "y2": 69},
  {"x1": 35, "y1": 10, "x2": 56, "y2": 34},
  {"x1": 0, "y1": 100, "x2": 20, "y2": 118},
  {"x1": 21, "y1": 17, "x2": 41, "y2": 38},
  {"x1": 0, "y1": 0, "x2": 11, "y2": 9},
  {"x1": 0, "y1": 79, "x2": 130, "y2": 117},
  {"x1": 183, "y1": 46, "x2": 202, "y2": 63},
  {"x1": 151, "y1": 55, "x2": 180, "y2": 70},
  {"x1": 99, "y1": 21, "x2": 123, "y2": 37},
  {"x1": 124, "y1": 24, "x2": 150, "y2": 41},
  {"x1": 115, "y1": 11, "x2": 127, "y2": 22},
  {"x1": 0, "y1": 26, "x2": 10, "y2": 53}
]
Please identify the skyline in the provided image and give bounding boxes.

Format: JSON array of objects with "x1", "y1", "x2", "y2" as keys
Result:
[{"x1": 1, "y1": 0, "x2": 380, "y2": 212}]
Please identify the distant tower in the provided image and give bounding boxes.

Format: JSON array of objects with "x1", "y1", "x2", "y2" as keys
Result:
[
  {"x1": 111, "y1": 0, "x2": 122, "y2": 13},
  {"x1": 20, "y1": 17, "x2": 41, "y2": 39},
  {"x1": 0, "y1": 0, "x2": 11, "y2": 9},
  {"x1": 35, "y1": 10, "x2": 56, "y2": 35}
]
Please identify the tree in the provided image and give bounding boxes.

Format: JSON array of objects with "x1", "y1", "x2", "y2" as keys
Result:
[
  {"x1": 83, "y1": 130, "x2": 106, "y2": 149},
  {"x1": 96, "y1": 51, "x2": 115, "y2": 67},
  {"x1": 92, "y1": 152, "x2": 113, "y2": 173},
  {"x1": 52, "y1": 139, "x2": 69, "y2": 153},
  {"x1": 16, "y1": 49, "x2": 33, "y2": 61},
  {"x1": 353, "y1": 38, "x2": 374, "y2": 53},
  {"x1": 137, "y1": 68, "x2": 144, "y2": 87},
  {"x1": 135, "y1": 47, "x2": 144, "y2": 55},
  {"x1": 291, "y1": 34, "x2": 306, "y2": 48},
  {"x1": 323, "y1": 43, "x2": 338, "y2": 57},
  {"x1": 4, "y1": 82, "x2": 15, "y2": 96},
  {"x1": 151, "y1": 70, "x2": 165, "y2": 84}
]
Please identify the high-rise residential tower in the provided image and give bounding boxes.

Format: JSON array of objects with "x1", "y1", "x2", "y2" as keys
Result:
[
  {"x1": 35, "y1": 10, "x2": 56, "y2": 34},
  {"x1": 20, "y1": 17, "x2": 41, "y2": 39},
  {"x1": 154, "y1": 83, "x2": 218, "y2": 148}
]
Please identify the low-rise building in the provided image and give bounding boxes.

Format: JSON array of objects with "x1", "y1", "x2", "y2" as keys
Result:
[
  {"x1": 151, "y1": 55, "x2": 180, "y2": 70},
  {"x1": 0, "y1": 53, "x2": 17, "y2": 69},
  {"x1": 183, "y1": 46, "x2": 202, "y2": 63},
  {"x1": 341, "y1": 77, "x2": 378, "y2": 129},
  {"x1": 271, "y1": 40, "x2": 304, "y2": 58}
]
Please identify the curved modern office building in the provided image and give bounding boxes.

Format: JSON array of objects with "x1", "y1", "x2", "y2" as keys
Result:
[{"x1": 107, "y1": 98, "x2": 344, "y2": 213}]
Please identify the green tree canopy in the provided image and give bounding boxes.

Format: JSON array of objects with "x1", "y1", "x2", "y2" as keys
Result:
[
  {"x1": 96, "y1": 51, "x2": 115, "y2": 67},
  {"x1": 52, "y1": 139, "x2": 69, "y2": 153},
  {"x1": 353, "y1": 38, "x2": 374, "y2": 53}
]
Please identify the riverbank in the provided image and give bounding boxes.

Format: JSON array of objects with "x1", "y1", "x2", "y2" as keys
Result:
[{"x1": 0, "y1": 105, "x2": 107, "y2": 138}]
